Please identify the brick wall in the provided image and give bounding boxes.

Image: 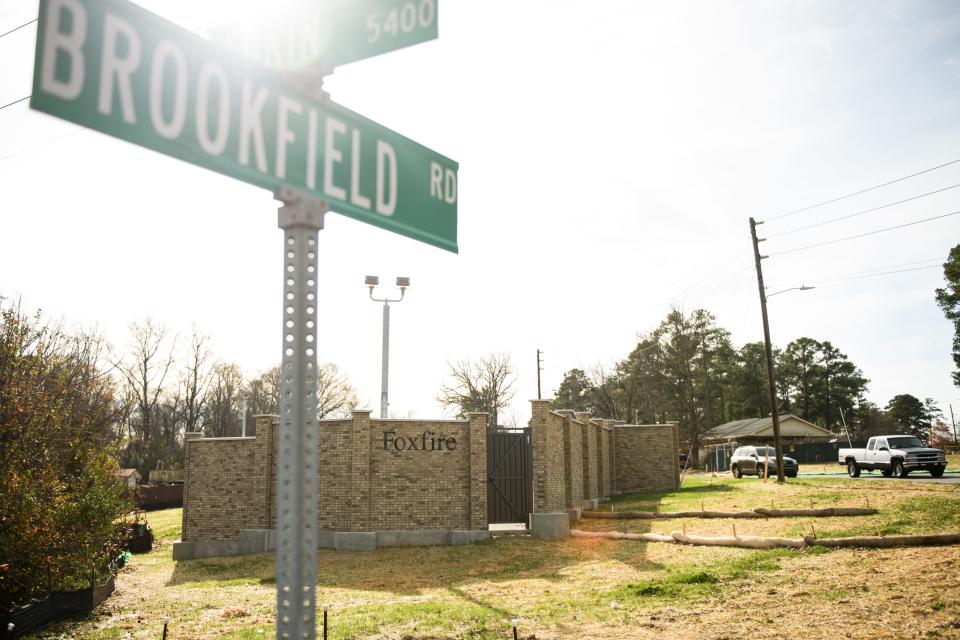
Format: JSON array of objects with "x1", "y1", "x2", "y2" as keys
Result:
[
  {"x1": 182, "y1": 410, "x2": 487, "y2": 544},
  {"x1": 534, "y1": 402, "x2": 681, "y2": 502},
  {"x1": 530, "y1": 400, "x2": 566, "y2": 513},
  {"x1": 182, "y1": 435, "x2": 260, "y2": 542},
  {"x1": 613, "y1": 423, "x2": 680, "y2": 493}
]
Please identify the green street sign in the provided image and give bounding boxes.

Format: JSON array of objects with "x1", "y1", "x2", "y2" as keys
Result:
[
  {"x1": 31, "y1": 0, "x2": 458, "y2": 252},
  {"x1": 211, "y1": 0, "x2": 440, "y2": 71}
]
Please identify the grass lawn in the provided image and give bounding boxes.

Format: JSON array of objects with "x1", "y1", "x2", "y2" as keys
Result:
[{"x1": 30, "y1": 476, "x2": 960, "y2": 640}]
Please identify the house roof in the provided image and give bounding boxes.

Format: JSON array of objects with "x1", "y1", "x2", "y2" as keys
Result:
[
  {"x1": 703, "y1": 415, "x2": 834, "y2": 441},
  {"x1": 117, "y1": 468, "x2": 141, "y2": 479}
]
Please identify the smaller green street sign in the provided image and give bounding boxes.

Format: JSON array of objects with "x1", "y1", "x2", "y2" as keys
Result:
[
  {"x1": 210, "y1": 0, "x2": 440, "y2": 72},
  {"x1": 31, "y1": 0, "x2": 457, "y2": 252}
]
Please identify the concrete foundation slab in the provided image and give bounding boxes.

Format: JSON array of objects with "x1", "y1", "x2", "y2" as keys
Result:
[
  {"x1": 172, "y1": 540, "x2": 239, "y2": 560},
  {"x1": 376, "y1": 530, "x2": 448, "y2": 547},
  {"x1": 238, "y1": 529, "x2": 275, "y2": 555},
  {"x1": 567, "y1": 508, "x2": 581, "y2": 524},
  {"x1": 529, "y1": 512, "x2": 570, "y2": 540},
  {"x1": 175, "y1": 527, "x2": 492, "y2": 559},
  {"x1": 449, "y1": 530, "x2": 490, "y2": 545},
  {"x1": 334, "y1": 532, "x2": 376, "y2": 551},
  {"x1": 317, "y1": 530, "x2": 336, "y2": 549},
  {"x1": 582, "y1": 499, "x2": 599, "y2": 511}
]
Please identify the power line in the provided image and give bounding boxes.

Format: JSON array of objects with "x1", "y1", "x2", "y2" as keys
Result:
[
  {"x1": 767, "y1": 182, "x2": 960, "y2": 238},
  {"x1": 810, "y1": 264, "x2": 940, "y2": 284},
  {"x1": 0, "y1": 18, "x2": 36, "y2": 40},
  {"x1": 770, "y1": 210, "x2": 960, "y2": 256},
  {"x1": 0, "y1": 95, "x2": 30, "y2": 111},
  {"x1": 688, "y1": 264, "x2": 752, "y2": 303},
  {"x1": 670, "y1": 248, "x2": 752, "y2": 302},
  {"x1": 664, "y1": 231, "x2": 744, "y2": 290},
  {"x1": 833, "y1": 256, "x2": 945, "y2": 276},
  {"x1": 0, "y1": 128, "x2": 85, "y2": 164},
  {"x1": 762, "y1": 158, "x2": 960, "y2": 223},
  {"x1": 770, "y1": 256, "x2": 945, "y2": 290}
]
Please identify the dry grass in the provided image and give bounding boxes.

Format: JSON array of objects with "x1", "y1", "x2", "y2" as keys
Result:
[{"x1": 30, "y1": 476, "x2": 960, "y2": 640}]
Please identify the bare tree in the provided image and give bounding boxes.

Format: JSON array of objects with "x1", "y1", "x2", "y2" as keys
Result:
[
  {"x1": 246, "y1": 366, "x2": 281, "y2": 417},
  {"x1": 204, "y1": 362, "x2": 245, "y2": 437},
  {"x1": 245, "y1": 363, "x2": 357, "y2": 420},
  {"x1": 179, "y1": 327, "x2": 213, "y2": 434},
  {"x1": 437, "y1": 353, "x2": 516, "y2": 428},
  {"x1": 113, "y1": 319, "x2": 177, "y2": 472},
  {"x1": 316, "y1": 362, "x2": 358, "y2": 418}
]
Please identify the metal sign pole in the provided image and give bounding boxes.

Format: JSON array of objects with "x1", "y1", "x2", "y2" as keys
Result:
[{"x1": 274, "y1": 186, "x2": 327, "y2": 640}]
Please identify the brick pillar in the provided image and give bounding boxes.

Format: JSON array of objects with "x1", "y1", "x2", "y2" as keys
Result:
[
  {"x1": 181, "y1": 431, "x2": 202, "y2": 542},
  {"x1": 252, "y1": 415, "x2": 277, "y2": 530},
  {"x1": 530, "y1": 399, "x2": 552, "y2": 513},
  {"x1": 600, "y1": 420, "x2": 614, "y2": 497},
  {"x1": 349, "y1": 410, "x2": 372, "y2": 531},
  {"x1": 557, "y1": 410, "x2": 583, "y2": 509},
  {"x1": 609, "y1": 420, "x2": 617, "y2": 495},
  {"x1": 671, "y1": 421, "x2": 681, "y2": 489},
  {"x1": 593, "y1": 420, "x2": 604, "y2": 498},
  {"x1": 577, "y1": 412, "x2": 597, "y2": 500},
  {"x1": 466, "y1": 412, "x2": 488, "y2": 529},
  {"x1": 529, "y1": 400, "x2": 570, "y2": 539}
]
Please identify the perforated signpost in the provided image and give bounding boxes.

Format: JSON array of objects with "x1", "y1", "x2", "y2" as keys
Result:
[{"x1": 31, "y1": 1, "x2": 456, "y2": 638}]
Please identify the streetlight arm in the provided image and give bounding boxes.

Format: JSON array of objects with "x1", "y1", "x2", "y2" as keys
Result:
[{"x1": 766, "y1": 285, "x2": 815, "y2": 299}]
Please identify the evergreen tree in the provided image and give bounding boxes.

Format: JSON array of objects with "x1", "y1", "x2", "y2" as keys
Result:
[{"x1": 935, "y1": 244, "x2": 960, "y2": 387}]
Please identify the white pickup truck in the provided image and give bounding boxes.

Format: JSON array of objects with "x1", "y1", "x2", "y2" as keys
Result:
[{"x1": 839, "y1": 435, "x2": 947, "y2": 478}]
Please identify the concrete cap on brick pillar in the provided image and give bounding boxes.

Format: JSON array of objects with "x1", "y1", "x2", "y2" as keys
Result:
[
  {"x1": 352, "y1": 408, "x2": 373, "y2": 417},
  {"x1": 573, "y1": 411, "x2": 591, "y2": 424},
  {"x1": 555, "y1": 409, "x2": 574, "y2": 419}
]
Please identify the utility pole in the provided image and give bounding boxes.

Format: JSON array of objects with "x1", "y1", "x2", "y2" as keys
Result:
[
  {"x1": 536, "y1": 349, "x2": 543, "y2": 400},
  {"x1": 749, "y1": 217, "x2": 785, "y2": 483},
  {"x1": 951, "y1": 403, "x2": 957, "y2": 445}
]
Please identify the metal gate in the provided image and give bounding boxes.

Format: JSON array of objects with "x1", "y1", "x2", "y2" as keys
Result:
[{"x1": 487, "y1": 428, "x2": 533, "y2": 525}]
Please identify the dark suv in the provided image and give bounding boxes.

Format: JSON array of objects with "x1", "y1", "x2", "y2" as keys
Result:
[{"x1": 730, "y1": 445, "x2": 798, "y2": 478}]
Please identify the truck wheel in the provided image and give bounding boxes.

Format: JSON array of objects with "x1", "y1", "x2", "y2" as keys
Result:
[
  {"x1": 847, "y1": 461, "x2": 861, "y2": 478},
  {"x1": 757, "y1": 464, "x2": 766, "y2": 477},
  {"x1": 892, "y1": 460, "x2": 908, "y2": 478},
  {"x1": 732, "y1": 465, "x2": 742, "y2": 478},
  {"x1": 930, "y1": 467, "x2": 945, "y2": 478},
  {"x1": 881, "y1": 467, "x2": 893, "y2": 477}
]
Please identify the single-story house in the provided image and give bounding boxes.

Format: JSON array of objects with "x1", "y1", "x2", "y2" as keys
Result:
[
  {"x1": 116, "y1": 468, "x2": 141, "y2": 490},
  {"x1": 699, "y1": 415, "x2": 835, "y2": 471},
  {"x1": 702, "y1": 414, "x2": 834, "y2": 445}
]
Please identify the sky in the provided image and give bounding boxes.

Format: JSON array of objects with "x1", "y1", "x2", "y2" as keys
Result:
[{"x1": 1, "y1": 0, "x2": 959, "y2": 426}]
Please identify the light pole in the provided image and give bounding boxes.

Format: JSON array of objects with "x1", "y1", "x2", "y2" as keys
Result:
[{"x1": 365, "y1": 275, "x2": 410, "y2": 419}]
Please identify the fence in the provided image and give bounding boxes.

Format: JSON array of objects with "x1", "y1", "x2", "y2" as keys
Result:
[
  {"x1": 1, "y1": 576, "x2": 115, "y2": 638},
  {"x1": 703, "y1": 441, "x2": 870, "y2": 472}
]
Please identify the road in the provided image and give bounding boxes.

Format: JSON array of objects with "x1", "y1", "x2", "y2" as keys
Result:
[{"x1": 799, "y1": 471, "x2": 960, "y2": 484}]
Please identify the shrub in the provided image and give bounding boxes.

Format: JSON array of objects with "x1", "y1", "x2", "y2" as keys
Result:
[{"x1": 0, "y1": 300, "x2": 132, "y2": 612}]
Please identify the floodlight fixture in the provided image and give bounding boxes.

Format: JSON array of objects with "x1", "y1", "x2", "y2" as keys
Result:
[
  {"x1": 364, "y1": 275, "x2": 380, "y2": 286},
  {"x1": 396, "y1": 276, "x2": 411, "y2": 287}
]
